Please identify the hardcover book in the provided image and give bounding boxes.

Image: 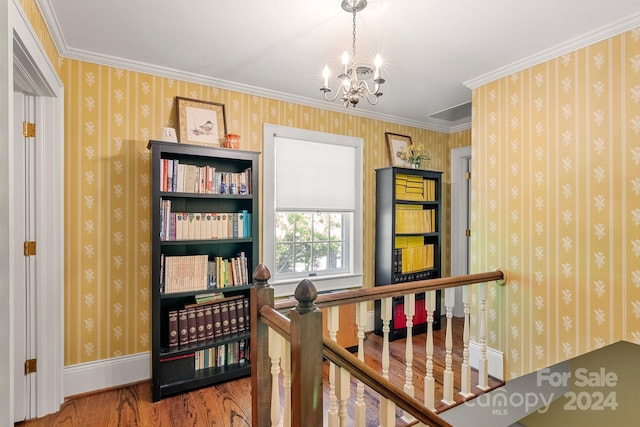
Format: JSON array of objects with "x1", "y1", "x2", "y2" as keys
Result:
[
  {"x1": 220, "y1": 301, "x2": 231, "y2": 336},
  {"x1": 178, "y1": 309, "x2": 189, "y2": 347},
  {"x1": 243, "y1": 297, "x2": 250, "y2": 327},
  {"x1": 204, "y1": 304, "x2": 214, "y2": 340},
  {"x1": 187, "y1": 307, "x2": 198, "y2": 344},
  {"x1": 212, "y1": 303, "x2": 223, "y2": 338},
  {"x1": 236, "y1": 298, "x2": 245, "y2": 333},
  {"x1": 196, "y1": 306, "x2": 206, "y2": 342},
  {"x1": 228, "y1": 298, "x2": 238, "y2": 335},
  {"x1": 168, "y1": 310, "x2": 179, "y2": 349}
]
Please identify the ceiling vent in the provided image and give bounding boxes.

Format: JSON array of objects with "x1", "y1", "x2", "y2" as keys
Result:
[{"x1": 429, "y1": 102, "x2": 471, "y2": 122}]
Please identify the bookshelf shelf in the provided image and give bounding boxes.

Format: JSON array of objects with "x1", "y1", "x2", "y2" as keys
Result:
[
  {"x1": 374, "y1": 166, "x2": 442, "y2": 341},
  {"x1": 159, "y1": 237, "x2": 254, "y2": 245},
  {"x1": 160, "y1": 331, "x2": 252, "y2": 358},
  {"x1": 159, "y1": 284, "x2": 253, "y2": 300},
  {"x1": 148, "y1": 140, "x2": 260, "y2": 401}
]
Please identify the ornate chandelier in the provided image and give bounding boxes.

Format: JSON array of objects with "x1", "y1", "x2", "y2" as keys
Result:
[{"x1": 320, "y1": 0, "x2": 385, "y2": 108}]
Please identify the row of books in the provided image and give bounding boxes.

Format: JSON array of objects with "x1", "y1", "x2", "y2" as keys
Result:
[
  {"x1": 395, "y1": 205, "x2": 437, "y2": 233},
  {"x1": 160, "y1": 200, "x2": 252, "y2": 240},
  {"x1": 160, "y1": 253, "x2": 249, "y2": 294},
  {"x1": 162, "y1": 254, "x2": 209, "y2": 294},
  {"x1": 194, "y1": 340, "x2": 249, "y2": 371},
  {"x1": 213, "y1": 253, "x2": 250, "y2": 288},
  {"x1": 395, "y1": 174, "x2": 437, "y2": 202},
  {"x1": 394, "y1": 236, "x2": 435, "y2": 274},
  {"x1": 160, "y1": 158, "x2": 252, "y2": 195},
  {"x1": 167, "y1": 296, "x2": 249, "y2": 350}
]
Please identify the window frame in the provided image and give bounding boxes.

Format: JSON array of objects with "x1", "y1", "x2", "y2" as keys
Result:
[{"x1": 263, "y1": 124, "x2": 363, "y2": 297}]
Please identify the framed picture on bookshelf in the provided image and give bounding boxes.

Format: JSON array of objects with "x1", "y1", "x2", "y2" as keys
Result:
[
  {"x1": 385, "y1": 132, "x2": 413, "y2": 167},
  {"x1": 176, "y1": 97, "x2": 227, "y2": 147}
]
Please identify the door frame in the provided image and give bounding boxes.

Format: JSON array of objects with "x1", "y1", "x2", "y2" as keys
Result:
[
  {"x1": 450, "y1": 145, "x2": 471, "y2": 317},
  {"x1": 3, "y1": 0, "x2": 65, "y2": 422}
]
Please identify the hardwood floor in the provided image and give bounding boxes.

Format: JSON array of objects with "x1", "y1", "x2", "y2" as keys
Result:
[{"x1": 17, "y1": 317, "x2": 502, "y2": 426}]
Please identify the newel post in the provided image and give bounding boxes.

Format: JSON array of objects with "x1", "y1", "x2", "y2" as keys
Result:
[
  {"x1": 251, "y1": 264, "x2": 273, "y2": 427},
  {"x1": 290, "y1": 279, "x2": 323, "y2": 427}
]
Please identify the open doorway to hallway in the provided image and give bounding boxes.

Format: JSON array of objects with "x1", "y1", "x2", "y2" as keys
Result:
[{"x1": 451, "y1": 145, "x2": 472, "y2": 316}]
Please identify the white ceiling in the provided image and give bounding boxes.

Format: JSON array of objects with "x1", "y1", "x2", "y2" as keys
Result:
[{"x1": 37, "y1": 0, "x2": 640, "y2": 131}]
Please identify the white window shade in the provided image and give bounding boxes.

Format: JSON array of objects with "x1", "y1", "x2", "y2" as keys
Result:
[{"x1": 275, "y1": 137, "x2": 357, "y2": 211}]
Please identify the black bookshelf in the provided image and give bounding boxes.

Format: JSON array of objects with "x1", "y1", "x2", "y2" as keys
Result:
[
  {"x1": 148, "y1": 140, "x2": 259, "y2": 401},
  {"x1": 374, "y1": 166, "x2": 442, "y2": 341}
]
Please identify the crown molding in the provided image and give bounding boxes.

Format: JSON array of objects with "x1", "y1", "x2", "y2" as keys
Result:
[
  {"x1": 61, "y1": 46, "x2": 461, "y2": 133},
  {"x1": 464, "y1": 12, "x2": 640, "y2": 89}
]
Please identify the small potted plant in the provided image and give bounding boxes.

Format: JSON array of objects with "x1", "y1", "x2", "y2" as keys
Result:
[{"x1": 397, "y1": 143, "x2": 430, "y2": 168}]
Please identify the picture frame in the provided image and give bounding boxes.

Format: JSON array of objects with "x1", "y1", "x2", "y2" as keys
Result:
[
  {"x1": 176, "y1": 97, "x2": 227, "y2": 147},
  {"x1": 385, "y1": 132, "x2": 413, "y2": 167}
]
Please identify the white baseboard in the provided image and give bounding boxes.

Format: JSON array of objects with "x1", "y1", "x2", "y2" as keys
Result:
[
  {"x1": 366, "y1": 310, "x2": 375, "y2": 332},
  {"x1": 64, "y1": 352, "x2": 150, "y2": 398},
  {"x1": 62, "y1": 318, "x2": 502, "y2": 397},
  {"x1": 469, "y1": 341, "x2": 504, "y2": 381}
]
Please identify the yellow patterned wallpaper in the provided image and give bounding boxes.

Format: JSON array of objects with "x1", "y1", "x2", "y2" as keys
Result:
[
  {"x1": 471, "y1": 28, "x2": 640, "y2": 380},
  {"x1": 19, "y1": 0, "x2": 61, "y2": 75},
  {"x1": 58, "y1": 64, "x2": 462, "y2": 364}
]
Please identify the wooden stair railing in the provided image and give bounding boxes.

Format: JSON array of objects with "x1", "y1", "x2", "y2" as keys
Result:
[{"x1": 251, "y1": 264, "x2": 505, "y2": 426}]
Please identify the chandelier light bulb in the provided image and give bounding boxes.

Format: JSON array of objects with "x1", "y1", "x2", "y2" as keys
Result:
[
  {"x1": 323, "y1": 65, "x2": 330, "y2": 88},
  {"x1": 341, "y1": 51, "x2": 349, "y2": 64},
  {"x1": 374, "y1": 54, "x2": 382, "y2": 79},
  {"x1": 342, "y1": 51, "x2": 349, "y2": 74}
]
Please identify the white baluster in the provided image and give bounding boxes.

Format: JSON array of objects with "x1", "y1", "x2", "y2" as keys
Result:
[
  {"x1": 268, "y1": 328, "x2": 282, "y2": 426},
  {"x1": 380, "y1": 298, "x2": 392, "y2": 380},
  {"x1": 380, "y1": 298, "x2": 396, "y2": 424},
  {"x1": 401, "y1": 294, "x2": 415, "y2": 422},
  {"x1": 327, "y1": 306, "x2": 339, "y2": 427},
  {"x1": 381, "y1": 397, "x2": 396, "y2": 427},
  {"x1": 442, "y1": 288, "x2": 455, "y2": 405},
  {"x1": 354, "y1": 302, "x2": 367, "y2": 427},
  {"x1": 336, "y1": 365, "x2": 351, "y2": 426},
  {"x1": 478, "y1": 282, "x2": 489, "y2": 390},
  {"x1": 281, "y1": 337, "x2": 292, "y2": 427},
  {"x1": 423, "y1": 291, "x2": 435, "y2": 411},
  {"x1": 459, "y1": 285, "x2": 473, "y2": 397}
]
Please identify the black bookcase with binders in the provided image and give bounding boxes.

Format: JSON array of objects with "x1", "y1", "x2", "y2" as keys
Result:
[
  {"x1": 375, "y1": 166, "x2": 442, "y2": 341},
  {"x1": 148, "y1": 140, "x2": 259, "y2": 401}
]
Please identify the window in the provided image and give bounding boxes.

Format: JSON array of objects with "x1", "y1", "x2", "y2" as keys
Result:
[{"x1": 263, "y1": 124, "x2": 363, "y2": 297}]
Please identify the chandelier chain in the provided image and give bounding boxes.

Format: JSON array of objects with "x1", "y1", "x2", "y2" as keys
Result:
[{"x1": 352, "y1": 8, "x2": 357, "y2": 65}]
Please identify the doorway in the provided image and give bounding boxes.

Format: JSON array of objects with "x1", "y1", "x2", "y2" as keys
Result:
[
  {"x1": 450, "y1": 146, "x2": 472, "y2": 316},
  {"x1": 7, "y1": 3, "x2": 65, "y2": 422}
]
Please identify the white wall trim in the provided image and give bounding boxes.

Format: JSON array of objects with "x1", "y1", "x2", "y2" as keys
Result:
[
  {"x1": 366, "y1": 310, "x2": 375, "y2": 333},
  {"x1": 469, "y1": 341, "x2": 504, "y2": 381},
  {"x1": 450, "y1": 146, "x2": 472, "y2": 317},
  {"x1": 64, "y1": 353, "x2": 150, "y2": 398},
  {"x1": 464, "y1": 12, "x2": 640, "y2": 89},
  {"x1": 9, "y1": 0, "x2": 64, "y2": 421},
  {"x1": 60, "y1": 320, "x2": 500, "y2": 398}
]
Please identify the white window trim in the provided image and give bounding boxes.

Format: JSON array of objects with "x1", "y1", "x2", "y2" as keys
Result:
[{"x1": 263, "y1": 124, "x2": 363, "y2": 297}]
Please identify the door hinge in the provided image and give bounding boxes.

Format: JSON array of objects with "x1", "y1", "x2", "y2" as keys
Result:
[
  {"x1": 23, "y1": 121, "x2": 36, "y2": 138},
  {"x1": 465, "y1": 171, "x2": 471, "y2": 180},
  {"x1": 24, "y1": 241, "x2": 36, "y2": 256},
  {"x1": 466, "y1": 229, "x2": 471, "y2": 237},
  {"x1": 24, "y1": 358, "x2": 37, "y2": 375}
]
